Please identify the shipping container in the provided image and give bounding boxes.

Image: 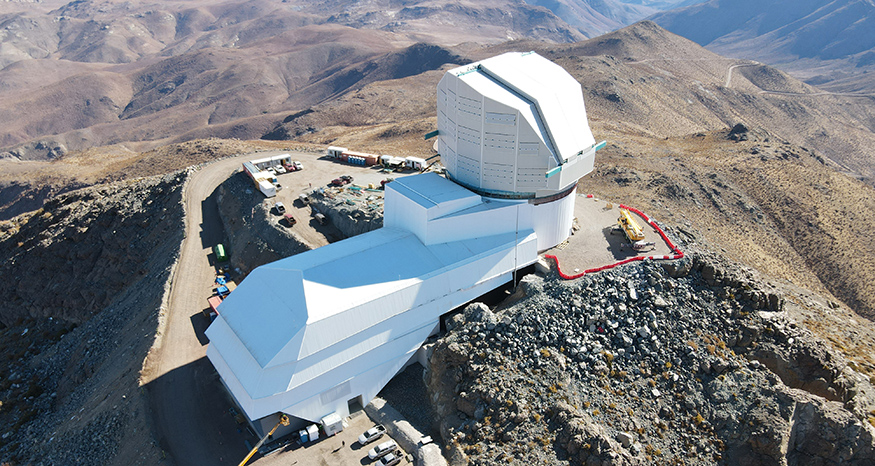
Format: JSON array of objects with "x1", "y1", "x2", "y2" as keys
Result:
[
  {"x1": 214, "y1": 244, "x2": 229, "y2": 262},
  {"x1": 405, "y1": 156, "x2": 426, "y2": 171}
]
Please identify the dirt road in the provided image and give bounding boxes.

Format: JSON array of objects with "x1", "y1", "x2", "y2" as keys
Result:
[
  {"x1": 142, "y1": 154, "x2": 254, "y2": 466},
  {"x1": 141, "y1": 150, "x2": 415, "y2": 465}
]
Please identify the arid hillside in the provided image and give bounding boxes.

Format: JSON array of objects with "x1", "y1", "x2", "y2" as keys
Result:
[
  {"x1": 651, "y1": 0, "x2": 875, "y2": 92},
  {"x1": 0, "y1": 0, "x2": 583, "y2": 161}
]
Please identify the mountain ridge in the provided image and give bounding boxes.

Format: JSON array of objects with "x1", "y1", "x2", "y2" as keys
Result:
[{"x1": 650, "y1": 0, "x2": 875, "y2": 92}]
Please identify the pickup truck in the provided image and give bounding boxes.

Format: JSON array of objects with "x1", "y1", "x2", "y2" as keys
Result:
[
  {"x1": 368, "y1": 440, "x2": 397, "y2": 460},
  {"x1": 357, "y1": 425, "x2": 386, "y2": 445}
]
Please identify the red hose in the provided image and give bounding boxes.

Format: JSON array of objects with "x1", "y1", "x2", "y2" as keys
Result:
[{"x1": 547, "y1": 203, "x2": 684, "y2": 280}]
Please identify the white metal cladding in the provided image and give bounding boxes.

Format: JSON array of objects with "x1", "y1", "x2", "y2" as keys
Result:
[
  {"x1": 436, "y1": 52, "x2": 596, "y2": 197},
  {"x1": 205, "y1": 173, "x2": 542, "y2": 423},
  {"x1": 205, "y1": 50, "x2": 603, "y2": 428}
]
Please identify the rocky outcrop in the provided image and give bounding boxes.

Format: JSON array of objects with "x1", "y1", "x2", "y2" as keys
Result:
[
  {"x1": 425, "y1": 253, "x2": 875, "y2": 465},
  {"x1": 309, "y1": 188, "x2": 383, "y2": 238},
  {"x1": 215, "y1": 171, "x2": 311, "y2": 276}
]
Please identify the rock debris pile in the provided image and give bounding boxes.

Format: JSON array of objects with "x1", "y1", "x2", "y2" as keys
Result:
[{"x1": 427, "y1": 254, "x2": 875, "y2": 465}]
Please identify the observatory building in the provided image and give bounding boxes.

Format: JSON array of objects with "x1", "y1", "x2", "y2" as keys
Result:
[{"x1": 205, "y1": 51, "x2": 604, "y2": 436}]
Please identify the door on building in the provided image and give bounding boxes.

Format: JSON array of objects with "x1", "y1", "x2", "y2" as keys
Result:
[{"x1": 348, "y1": 395, "x2": 364, "y2": 414}]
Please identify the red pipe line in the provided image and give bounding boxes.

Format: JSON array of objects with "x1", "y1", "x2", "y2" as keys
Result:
[{"x1": 546, "y1": 202, "x2": 684, "y2": 280}]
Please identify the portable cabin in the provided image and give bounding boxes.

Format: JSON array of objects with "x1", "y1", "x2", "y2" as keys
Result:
[
  {"x1": 258, "y1": 179, "x2": 277, "y2": 198},
  {"x1": 321, "y1": 413, "x2": 344, "y2": 436},
  {"x1": 327, "y1": 146, "x2": 347, "y2": 158},
  {"x1": 405, "y1": 157, "x2": 427, "y2": 171}
]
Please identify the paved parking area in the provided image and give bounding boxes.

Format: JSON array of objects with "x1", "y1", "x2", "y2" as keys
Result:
[
  {"x1": 257, "y1": 150, "x2": 419, "y2": 248},
  {"x1": 251, "y1": 411, "x2": 413, "y2": 466}
]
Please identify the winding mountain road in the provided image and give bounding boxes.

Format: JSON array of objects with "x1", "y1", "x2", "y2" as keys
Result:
[
  {"x1": 142, "y1": 155, "x2": 254, "y2": 466},
  {"x1": 630, "y1": 57, "x2": 875, "y2": 97}
]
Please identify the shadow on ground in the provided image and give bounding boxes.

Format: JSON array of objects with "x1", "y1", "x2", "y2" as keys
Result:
[{"x1": 146, "y1": 357, "x2": 253, "y2": 466}]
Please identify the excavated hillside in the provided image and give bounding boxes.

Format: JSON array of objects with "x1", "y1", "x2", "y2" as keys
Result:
[
  {"x1": 0, "y1": 172, "x2": 189, "y2": 465},
  {"x1": 0, "y1": 172, "x2": 187, "y2": 326}
]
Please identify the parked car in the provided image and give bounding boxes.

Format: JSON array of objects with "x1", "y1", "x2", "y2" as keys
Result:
[
  {"x1": 357, "y1": 425, "x2": 386, "y2": 445},
  {"x1": 329, "y1": 178, "x2": 345, "y2": 187},
  {"x1": 368, "y1": 440, "x2": 397, "y2": 460},
  {"x1": 275, "y1": 165, "x2": 287, "y2": 174},
  {"x1": 294, "y1": 161, "x2": 303, "y2": 170},
  {"x1": 275, "y1": 202, "x2": 286, "y2": 214},
  {"x1": 378, "y1": 451, "x2": 402, "y2": 466},
  {"x1": 340, "y1": 175, "x2": 354, "y2": 183},
  {"x1": 283, "y1": 213, "x2": 296, "y2": 227}
]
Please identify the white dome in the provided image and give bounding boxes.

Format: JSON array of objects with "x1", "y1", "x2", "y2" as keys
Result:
[{"x1": 436, "y1": 51, "x2": 600, "y2": 199}]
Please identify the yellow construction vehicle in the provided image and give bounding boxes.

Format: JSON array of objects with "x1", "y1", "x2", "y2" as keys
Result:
[
  {"x1": 617, "y1": 208, "x2": 645, "y2": 242},
  {"x1": 238, "y1": 414, "x2": 290, "y2": 466}
]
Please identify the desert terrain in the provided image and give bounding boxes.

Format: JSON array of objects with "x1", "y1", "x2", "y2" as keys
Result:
[{"x1": 0, "y1": 3, "x2": 874, "y2": 466}]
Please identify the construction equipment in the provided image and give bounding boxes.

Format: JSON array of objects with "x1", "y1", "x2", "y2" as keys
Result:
[
  {"x1": 617, "y1": 208, "x2": 645, "y2": 242},
  {"x1": 630, "y1": 240, "x2": 656, "y2": 251},
  {"x1": 238, "y1": 414, "x2": 290, "y2": 466}
]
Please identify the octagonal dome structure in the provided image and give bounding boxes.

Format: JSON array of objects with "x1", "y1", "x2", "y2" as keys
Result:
[{"x1": 436, "y1": 51, "x2": 601, "y2": 199}]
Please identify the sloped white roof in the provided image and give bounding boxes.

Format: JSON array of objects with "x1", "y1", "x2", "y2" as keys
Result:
[
  {"x1": 207, "y1": 174, "x2": 545, "y2": 413},
  {"x1": 454, "y1": 52, "x2": 595, "y2": 161},
  {"x1": 387, "y1": 170, "x2": 480, "y2": 214}
]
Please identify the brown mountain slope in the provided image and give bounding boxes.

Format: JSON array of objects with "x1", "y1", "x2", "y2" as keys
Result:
[
  {"x1": 0, "y1": 0, "x2": 584, "y2": 160},
  {"x1": 650, "y1": 0, "x2": 875, "y2": 92}
]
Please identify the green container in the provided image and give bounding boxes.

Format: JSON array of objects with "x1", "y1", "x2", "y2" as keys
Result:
[{"x1": 214, "y1": 243, "x2": 229, "y2": 262}]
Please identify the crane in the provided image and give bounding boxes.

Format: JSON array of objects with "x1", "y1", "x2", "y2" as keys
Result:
[
  {"x1": 617, "y1": 208, "x2": 645, "y2": 242},
  {"x1": 238, "y1": 414, "x2": 290, "y2": 466}
]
